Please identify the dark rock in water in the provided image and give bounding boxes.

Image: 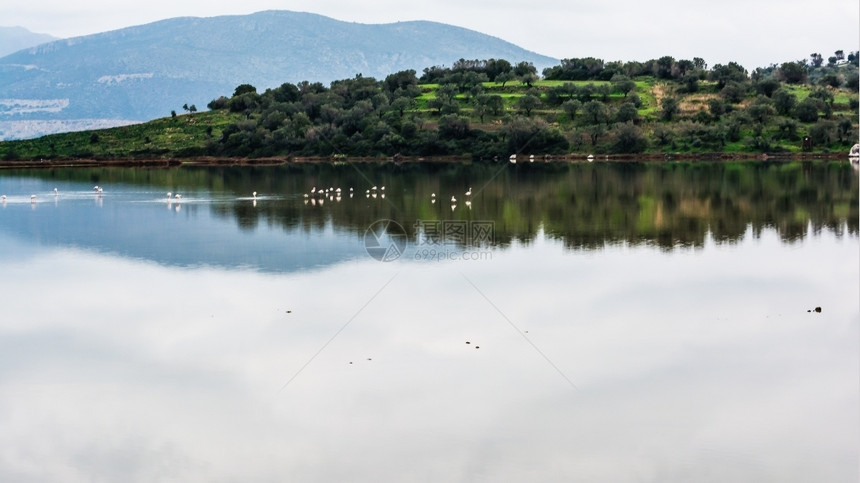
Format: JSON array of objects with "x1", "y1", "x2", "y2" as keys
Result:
[
  {"x1": 466, "y1": 341, "x2": 470, "y2": 344},
  {"x1": 814, "y1": 307, "x2": 822, "y2": 313},
  {"x1": 807, "y1": 310, "x2": 811, "y2": 312}
]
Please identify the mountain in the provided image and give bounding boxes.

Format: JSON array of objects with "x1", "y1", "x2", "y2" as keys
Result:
[
  {"x1": 0, "y1": 26, "x2": 58, "y2": 57},
  {"x1": 0, "y1": 10, "x2": 558, "y2": 140}
]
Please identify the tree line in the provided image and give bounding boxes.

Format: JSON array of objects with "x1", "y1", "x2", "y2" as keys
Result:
[{"x1": 202, "y1": 52, "x2": 859, "y2": 159}]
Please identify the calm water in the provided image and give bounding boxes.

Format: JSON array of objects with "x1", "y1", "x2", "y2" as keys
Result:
[{"x1": 0, "y1": 161, "x2": 858, "y2": 482}]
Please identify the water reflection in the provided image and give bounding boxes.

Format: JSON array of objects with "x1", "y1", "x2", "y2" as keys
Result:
[
  {"x1": 0, "y1": 161, "x2": 857, "y2": 482},
  {"x1": 0, "y1": 161, "x2": 857, "y2": 272},
  {"x1": 0, "y1": 226, "x2": 855, "y2": 481}
]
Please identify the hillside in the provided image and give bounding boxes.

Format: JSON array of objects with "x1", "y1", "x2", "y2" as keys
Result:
[
  {"x1": 2, "y1": 58, "x2": 856, "y2": 162},
  {"x1": 0, "y1": 11, "x2": 557, "y2": 140},
  {"x1": 0, "y1": 26, "x2": 57, "y2": 57}
]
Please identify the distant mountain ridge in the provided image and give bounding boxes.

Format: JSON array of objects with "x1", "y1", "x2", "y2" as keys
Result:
[
  {"x1": 0, "y1": 26, "x2": 58, "y2": 57},
  {"x1": 0, "y1": 10, "x2": 558, "y2": 140}
]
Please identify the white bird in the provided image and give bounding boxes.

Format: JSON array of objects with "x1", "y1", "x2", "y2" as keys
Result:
[
  {"x1": 311, "y1": 187, "x2": 317, "y2": 194},
  {"x1": 174, "y1": 193, "x2": 182, "y2": 199},
  {"x1": 465, "y1": 187, "x2": 472, "y2": 196},
  {"x1": 335, "y1": 188, "x2": 341, "y2": 193},
  {"x1": 167, "y1": 192, "x2": 172, "y2": 199},
  {"x1": 1, "y1": 195, "x2": 5, "y2": 201},
  {"x1": 53, "y1": 188, "x2": 59, "y2": 196},
  {"x1": 529, "y1": 154, "x2": 535, "y2": 163},
  {"x1": 509, "y1": 154, "x2": 517, "y2": 164},
  {"x1": 30, "y1": 194, "x2": 36, "y2": 202},
  {"x1": 97, "y1": 187, "x2": 103, "y2": 194},
  {"x1": 303, "y1": 193, "x2": 309, "y2": 198},
  {"x1": 252, "y1": 191, "x2": 257, "y2": 199},
  {"x1": 349, "y1": 187, "x2": 354, "y2": 192},
  {"x1": 451, "y1": 196, "x2": 456, "y2": 203},
  {"x1": 381, "y1": 186, "x2": 385, "y2": 191}
]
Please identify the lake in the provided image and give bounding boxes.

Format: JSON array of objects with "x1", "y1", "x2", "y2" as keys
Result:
[{"x1": 0, "y1": 160, "x2": 857, "y2": 482}]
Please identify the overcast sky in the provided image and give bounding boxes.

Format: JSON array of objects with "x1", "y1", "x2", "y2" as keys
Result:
[{"x1": 3, "y1": 0, "x2": 858, "y2": 70}]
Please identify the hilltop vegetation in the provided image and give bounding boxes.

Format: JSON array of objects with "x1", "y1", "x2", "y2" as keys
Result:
[{"x1": 2, "y1": 53, "x2": 858, "y2": 162}]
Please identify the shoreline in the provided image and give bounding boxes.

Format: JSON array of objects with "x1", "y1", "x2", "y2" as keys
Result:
[{"x1": 0, "y1": 152, "x2": 852, "y2": 169}]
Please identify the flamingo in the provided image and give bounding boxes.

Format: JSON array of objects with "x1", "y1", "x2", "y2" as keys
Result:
[
  {"x1": 167, "y1": 192, "x2": 172, "y2": 199},
  {"x1": 465, "y1": 187, "x2": 472, "y2": 197},
  {"x1": 529, "y1": 154, "x2": 535, "y2": 163},
  {"x1": 1, "y1": 195, "x2": 5, "y2": 201},
  {"x1": 451, "y1": 196, "x2": 456, "y2": 203},
  {"x1": 30, "y1": 194, "x2": 36, "y2": 202},
  {"x1": 252, "y1": 191, "x2": 257, "y2": 199},
  {"x1": 174, "y1": 193, "x2": 182, "y2": 199},
  {"x1": 53, "y1": 188, "x2": 59, "y2": 196},
  {"x1": 509, "y1": 154, "x2": 517, "y2": 164}
]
